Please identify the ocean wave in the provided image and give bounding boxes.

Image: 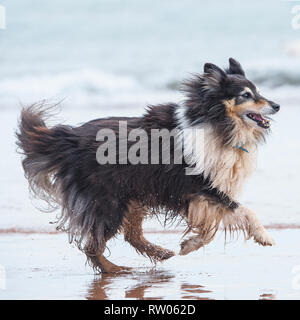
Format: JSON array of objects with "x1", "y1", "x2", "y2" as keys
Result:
[
  {"x1": 166, "y1": 70, "x2": 300, "y2": 90},
  {"x1": 249, "y1": 71, "x2": 300, "y2": 88},
  {"x1": 0, "y1": 69, "x2": 139, "y2": 100},
  {"x1": 0, "y1": 69, "x2": 181, "y2": 110},
  {"x1": 0, "y1": 68, "x2": 299, "y2": 110}
]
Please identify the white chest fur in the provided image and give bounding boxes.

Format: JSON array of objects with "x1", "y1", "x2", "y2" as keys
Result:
[
  {"x1": 202, "y1": 126, "x2": 256, "y2": 197},
  {"x1": 175, "y1": 105, "x2": 257, "y2": 198}
]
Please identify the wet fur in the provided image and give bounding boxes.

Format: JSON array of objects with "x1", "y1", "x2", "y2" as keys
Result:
[{"x1": 16, "y1": 58, "x2": 278, "y2": 272}]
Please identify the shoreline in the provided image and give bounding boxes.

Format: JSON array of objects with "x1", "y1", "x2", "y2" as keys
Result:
[
  {"x1": 0, "y1": 229, "x2": 299, "y2": 300},
  {"x1": 1, "y1": 223, "x2": 300, "y2": 235}
]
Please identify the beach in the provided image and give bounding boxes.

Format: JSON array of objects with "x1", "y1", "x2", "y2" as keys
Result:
[
  {"x1": 0, "y1": 229, "x2": 299, "y2": 300},
  {"x1": 1, "y1": 66, "x2": 300, "y2": 300},
  {"x1": 0, "y1": 0, "x2": 300, "y2": 300}
]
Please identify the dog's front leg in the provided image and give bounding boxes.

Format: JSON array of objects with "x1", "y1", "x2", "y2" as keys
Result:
[
  {"x1": 179, "y1": 196, "x2": 226, "y2": 255},
  {"x1": 222, "y1": 205, "x2": 275, "y2": 246},
  {"x1": 179, "y1": 228, "x2": 217, "y2": 256},
  {"x1": 179, "y1": 199, "x2": 275, "y2": 256}
]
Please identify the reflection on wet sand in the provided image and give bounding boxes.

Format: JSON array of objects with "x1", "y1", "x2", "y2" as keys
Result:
[
  {"x1": 181, "y1": 283, "x2": 213, "y2": 300},
  {"x1": 86, "y1": 274, "x2": 111, "y2": 300},
  {"x1": 86, "y1": 269, "x2": 213, "y2": 300},
  {"x1": 125, "y1": 270, "x2": 172, "y2": 300}
]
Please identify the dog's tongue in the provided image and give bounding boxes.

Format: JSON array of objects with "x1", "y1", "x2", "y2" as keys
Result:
[
  {"x1": 247, "y1": 112, "x2": 270, "y2": 128},
  {"x1": 251, "y1": 113, "x2": 264, "y2": 122}
]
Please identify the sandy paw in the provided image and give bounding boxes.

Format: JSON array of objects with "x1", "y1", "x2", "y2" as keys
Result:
[
  {"x1": 102, "y1": 265, "x2": 132, "y2": 274},
  {"x1": 253, "y1": 230, "x2": 275, "y2": 246},
  {"x1": 179, "y1": 237, "x2": 204, "y2": 256},
  {"x1": 158, "y1": 249, "x2": 176, "y2": 261}
]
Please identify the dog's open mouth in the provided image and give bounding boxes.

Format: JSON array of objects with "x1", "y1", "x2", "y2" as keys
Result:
[{"x1": 246, "y1": 113, "x2": 270, "y2": 129}]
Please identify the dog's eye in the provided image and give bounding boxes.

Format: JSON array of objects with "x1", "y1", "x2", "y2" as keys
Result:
[{"x1": 242, "y1": 92, "x2": 252, "y2": 99}]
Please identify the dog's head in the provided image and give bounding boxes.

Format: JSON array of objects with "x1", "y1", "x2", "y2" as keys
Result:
[{"x1": 182, "y1": 58, "x2": 280, "y2": 145}]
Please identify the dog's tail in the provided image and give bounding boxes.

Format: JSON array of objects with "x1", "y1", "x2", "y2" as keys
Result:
[
  {"x1": 16, "y1": 103, "x2": 107, "y2": 267},
  {"x1": 16, "y1": 103, "x2": 63, "y2": 209}
]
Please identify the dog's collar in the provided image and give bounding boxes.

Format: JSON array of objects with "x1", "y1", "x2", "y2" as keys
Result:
[{"x1": 236, "y1": 145, "x2": 249, "y2": 153}]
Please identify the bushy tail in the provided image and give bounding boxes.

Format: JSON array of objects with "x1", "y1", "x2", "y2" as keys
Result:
[
  {"x1": 16, "y1": 103, "x2": 108, "y2": 269},
  {"x1": 16, "y1": 103, "x2": 61, "y2": 209}
]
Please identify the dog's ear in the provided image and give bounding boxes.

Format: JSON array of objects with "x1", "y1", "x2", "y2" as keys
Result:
[
  {"x1": 202, "y1": 63, "x2": 226, "y2": 91},
  {"x1": 227, "y1": 58, "x2": 245, "y2": 76},
  {"x1": 204, "y1": 63, "x2": 226, "y2": 78}
]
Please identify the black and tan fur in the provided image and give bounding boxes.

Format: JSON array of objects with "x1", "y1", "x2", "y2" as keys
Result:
[{"x1": 16, "y1": 58, "x2": 280, "y2": 273}]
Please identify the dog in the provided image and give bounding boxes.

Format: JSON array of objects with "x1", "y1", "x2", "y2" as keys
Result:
[{"x1": 16, "y1": 58, "x2": 279, "y2": 273}]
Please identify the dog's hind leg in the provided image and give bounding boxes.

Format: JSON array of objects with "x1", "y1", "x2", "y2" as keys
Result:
[
  {"x1": 97, "y1": 252, "x2": 132, "y2": 274},
  {"x1": 87, "y1": 238, "x2": 132, "y2": 274},
  {"x1": 84, "y1": 200, "x2": 133, "y2": 274},
  {"x1": 123, "y1": 201, "x2": 175, "y2": 262}
]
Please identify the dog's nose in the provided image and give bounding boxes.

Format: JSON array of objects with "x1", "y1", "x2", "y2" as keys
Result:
[{"x1": 271, "y1": 103, "x2": 280, "y2": 112}]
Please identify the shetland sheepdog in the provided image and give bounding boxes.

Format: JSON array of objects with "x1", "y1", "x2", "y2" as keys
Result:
[{"x1": 16, "y1": 58, "x2": 280, "y2": 273}]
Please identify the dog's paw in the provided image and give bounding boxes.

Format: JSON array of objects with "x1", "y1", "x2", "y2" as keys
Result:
[
  {"x1": 179, "y1": 236, "x2": 204, "y2": 256},
  {"x1": 253, "y1": 229, "x2": 275, "y2": 246},
  {"x1": 159, "y1": 249, "x2": 176, "y2": 261},
  {"x1": 102, "y1": 265, "x2": 133, "y2": 274},
  {"x1": 151, "y1": 248, "x2": 175, "y2": 261}
]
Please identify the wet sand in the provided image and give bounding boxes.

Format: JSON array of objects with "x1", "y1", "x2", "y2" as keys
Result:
[
  {"x1": 0, "y1": 228, "x2": 299, "y2": 300},
  {"x1": 1, "y1": 107, "x2": 299, "y2": 300}
]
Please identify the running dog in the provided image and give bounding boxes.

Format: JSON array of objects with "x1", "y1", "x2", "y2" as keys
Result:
[{"x1": 16, "y1": 58, "x2": 279, "y2": 273}]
